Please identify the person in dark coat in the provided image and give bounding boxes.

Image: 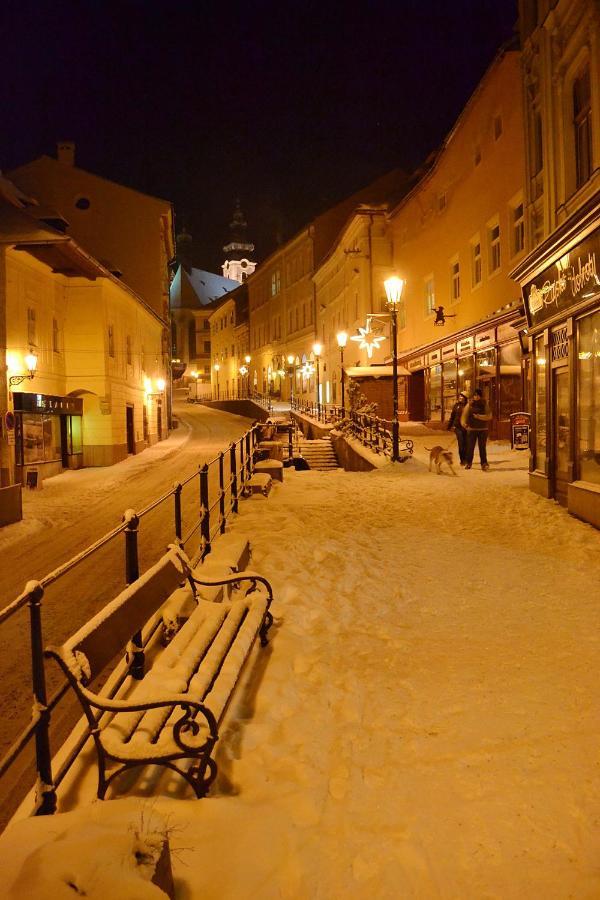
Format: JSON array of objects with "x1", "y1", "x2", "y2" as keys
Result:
[
  {"x1": 447, "y1": 392, "x2": 468, "y2": 466},
  {"x1": 461, "y1": 388, "x2": 492, "y2": 470}
]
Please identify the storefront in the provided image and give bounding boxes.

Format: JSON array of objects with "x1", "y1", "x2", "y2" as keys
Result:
[
  {"x1": 514, "y1": 198, "x2": 600, "y2": 528},
  {"x1": 401, "y1": 307, "x2": 526, "y2": 439},
  {"x1": 12, "y1": 392, "x2": 83, "y2": 485}
]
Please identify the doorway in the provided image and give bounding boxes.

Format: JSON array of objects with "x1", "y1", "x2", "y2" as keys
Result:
[
  {"x1": 126, "y1": 405, "x2": 135, "y2": 454},
  {"x1": 479, "y1": 378, "x2": 498, "y2": 439},
  {"x1": 553, "y1": 367, "x2": 570, "y2": 505}
]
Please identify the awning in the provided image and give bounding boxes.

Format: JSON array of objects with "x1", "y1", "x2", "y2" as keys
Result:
[{"x1": 345, "y1": 364, "x2": 410, "y2": 378}]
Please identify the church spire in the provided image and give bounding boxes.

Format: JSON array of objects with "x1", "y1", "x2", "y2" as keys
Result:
[{"x1": 222, "y1": 200, "x2": 256, "y2": 283}]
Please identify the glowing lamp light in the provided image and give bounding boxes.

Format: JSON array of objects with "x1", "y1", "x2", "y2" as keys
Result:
[
  {"x1": 24, "y1": 352, "x2": 38, "y2": 374},
  {"x1": 244, "y1": 354, "x2": 251, "y2": 364},
  {"x1": 336, "y1": 331, "x2": 348, "y2": 349},
  {"x1": 156, "y1": 378, "x2": 166, "y2": 392},
  {"x1": 190, "y1": 370, "x2": 199, "y2": 379},
  {"x1": 313, "y1": 343, "x2": 322, "y2": 357},
  {"x1": 287, "y1": 354, "x2": 295, "y2": 366},
  {"x1": 384, "y1": 276, "x2": 405, "y2": 305},
  {"x1": 214, "y1": 363, "x2": 220, "y2": 372},
  {"x1": 8, "y1": 350, "x2": 38, "y2": 387},
  {"x1": 144, "y1": 376, "x2": 152, "y2": 393},
  {"x1": 350, "y1": 322, "x2": 387, "y2": 359}
]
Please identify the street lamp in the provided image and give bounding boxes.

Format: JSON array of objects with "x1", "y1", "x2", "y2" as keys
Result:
[
  {"x1": 383, "y1": 276, "x2": 405, "y2": 462},
  {"x1": 9, "y1": 351, "x2": 38, "y2": 387},
  {"x1": 336, "y1": 331, "x2": 347, "y2": 418},
  {"x1": 244, "y1": 355, "x2": 251, "y2": 398},
  {"x1": 287, "y1": 353, "x2": 295, "y2": 407},
  {"x1": 214, "y1": 362, "x2": 220, "y2": 400},
  {"x1": 312, "y1": 342, "x2": 322, "y2": 420}
]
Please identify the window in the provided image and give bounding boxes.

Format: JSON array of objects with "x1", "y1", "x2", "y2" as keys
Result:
[
  {"x1": 271, "y1": 270, "x2": 281, "y2": 296},
  {"x1": 450, "y1": 259, "x2": 460, "y2": 301},
  {"x1": 108, "y1": 325, "x2": 115, "y2": 358},
  {"x1": 126, "y1": 335, "x2": 132, "y2": 365},
  {"x1": 27, "y1": 307, "x2": 36, "y2": 345},
  {"x1": 52, "y1": 317, "x2": 59, "y2": 352},
  {"x1": 203, "y1": 319, "x2": 210, "y2": 329},
  {"x1": 494, "y1": 115, "x2": 503, "y2": 140},
  {"x1": 471, "y1": 238, "x2": 482, "y2": 287},
  {"x1": 424, "y1": 277, "x2": 435, "y2": 317},
  {"x1": 512, "y1": 201, "x2": 525, "y2": 255},
  {"x1": 578, "y1": 311, "x2": 600, "y2": 484},
  {"x1": 573, "y1": 66, "x2": 593, "y2": 188},
  {"x1": 488, "y1": 222, "x2": 501, "y2": 273},
  {"x1": 532, "y1": 108, "x2": 543, "y2": 176},
  {"x1": 203, "y1": 341, "x2": 210, "y2": 353},
  {"x1": 534, "y1": 335, "x2": 547, "y2": 471}
]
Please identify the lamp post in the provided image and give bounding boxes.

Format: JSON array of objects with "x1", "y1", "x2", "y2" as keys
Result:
[
  {"x1": 336, "y1": 331, "x2": 347, "y2": 418},
  {"x1": 9, "y1": 351, "x2": 38, "y2": 387},
  {"x1": 383, "y1": 276, "x2": 405, "y2": 462},
  {"x1": 287, "y1": 353, "x2": 295, "y2": 408},
  {"x1": 244, "y1": 355, "x2": 251, "y2": 398},
  {"x1": 312, "y1": 342, "x2": 322, "y2": 420},
  {"x1": 214, "y1": 362, "x2": 220, "y2": 400}
]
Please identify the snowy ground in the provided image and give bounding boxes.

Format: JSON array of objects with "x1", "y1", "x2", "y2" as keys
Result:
[{"x1": 2, "y1": 425, "x2": 599, "y2": 898}]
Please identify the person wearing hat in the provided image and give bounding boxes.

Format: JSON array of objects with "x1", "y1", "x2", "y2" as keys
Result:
[
  {"x1": 447, "y1": 391, "x2": 469, "y2": 466},
  {"x1": 461, "y1": 388, "x2": 492, "y2": 470}
]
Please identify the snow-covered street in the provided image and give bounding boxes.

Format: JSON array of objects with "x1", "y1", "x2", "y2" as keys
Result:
[{"x1": 2, "y1": 424, "x2": 598, "y2": 898}]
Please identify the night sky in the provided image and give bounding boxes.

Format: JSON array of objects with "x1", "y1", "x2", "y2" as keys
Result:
[{"x1": 1, "y1": 0, "x2": 517, "y2": 271}]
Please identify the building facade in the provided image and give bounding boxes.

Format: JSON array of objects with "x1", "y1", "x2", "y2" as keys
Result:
[
  {"x1": 208, "y1": 283, "x2": 249, "y2": 399},
  {"x1": 385, "y1": 46, "x2": 527, "y2": 440},
  {"x1": 1, "y1": 199, "x2": 168, "y2": 489},
  {"x1": 512, "y1": 0, "x2": 600, "y2": 527}
]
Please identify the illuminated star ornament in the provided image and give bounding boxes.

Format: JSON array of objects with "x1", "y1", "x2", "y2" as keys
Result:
[
  {"x1": 350, "y1": 321, "x2": 387, "y2": 359},
  {"x1": 300, "y1": 362, "x2": 315, "y2": 379}
]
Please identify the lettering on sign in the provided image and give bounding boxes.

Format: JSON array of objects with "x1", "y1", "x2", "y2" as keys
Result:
[{"x1": 524, "y1": 225, "x2": 600, "y2": 327}]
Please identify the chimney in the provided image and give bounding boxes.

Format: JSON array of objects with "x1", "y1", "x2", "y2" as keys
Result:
[{"x1": 57, "y1": 141, "x2": 75, "y2": 166}]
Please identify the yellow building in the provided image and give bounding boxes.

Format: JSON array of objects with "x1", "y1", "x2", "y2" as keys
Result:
[
  {"x1": 0, "y1": 197, "x2": 168, "y2": 491},
  {"x1": 512, "y1": 0, "x2": 600, "y2": 527},
  {"x1": 208, "y1": 283, "x2": 249, "y2": 400},
  {"x1": 386, "y1": 45, "x2": 527, "y2": 438},
  {"x1": 9, "y1": 142, "x2": 174, "y2": 320}
]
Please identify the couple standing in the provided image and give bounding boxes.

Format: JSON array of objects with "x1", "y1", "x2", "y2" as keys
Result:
[{"x1": 447, "y1": 389, "x2": 491, "y2": 470}]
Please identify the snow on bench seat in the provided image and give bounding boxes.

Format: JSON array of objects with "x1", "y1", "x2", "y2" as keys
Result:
[
  {"x1": 254, "y1": 459, "x2": 284, "y2": 482},
  {"x1": 246, "y1": 473, "x2": 272, "y2": 497}
]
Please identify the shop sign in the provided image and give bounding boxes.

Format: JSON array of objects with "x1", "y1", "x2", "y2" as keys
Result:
[
  {"x1": 510, "y1": 411, "x2": 531, "y2": 450},
  {"x1": 407, "y1": 356, "x2": 424, "y2": 371},
  {"x1": 475, "y1": 328, "x2": 495, "y2": 348},
  {"x1": 524, "y1": 226, "x2": 600, "y2": 328},
  {"x1": 441, "y1": 343, "x2": 455, "y2": 359},
  {"x1": 428, "y1": 349, "x2": 441, "y2": 365},
  {"x1": 12, "y1": 392, "x2": 83, "y2": 416},
  {"x1": 457, "y1": 336, "x2": 474, "y2": 356}
]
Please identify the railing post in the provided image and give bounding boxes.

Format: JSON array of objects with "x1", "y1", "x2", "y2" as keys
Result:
[
  {"x1": 173, "y1": 481, "x2": 182, "y2": 541},
  {"x1": 230, "y1": 442, "x2": 238, "y2": 513},
  {"x1": 287, "y1": 424, "x2": 293, "y2": 460},
  {"x1": 124, "y1": 509, "x2": 144, "y2": 680},
  {"x1": 246, "y1": 430, "x2": 252, "y2": 476},
  {"x1": 218, "y1": 451, "x2": 226, "y2": 535},
  {"x1": 200, "y1": 463, "x2": 211, "y2": 558},
  {"x1": 28, "y1": 582, "x2": 56, "y2": 815}
]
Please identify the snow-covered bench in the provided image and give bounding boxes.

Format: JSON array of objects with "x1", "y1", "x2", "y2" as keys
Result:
[{"x1": 45, "y1": 544, "x2": 273, "y2": 801}]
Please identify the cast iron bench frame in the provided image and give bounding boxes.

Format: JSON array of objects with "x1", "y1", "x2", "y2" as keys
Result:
[{"x1": 45, "y1": 544, "x2": 273, "y2": 801}]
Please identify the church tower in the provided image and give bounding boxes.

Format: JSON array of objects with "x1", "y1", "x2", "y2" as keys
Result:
[{"x1": 222, "y1": 200, "x2": 256, "y2": 283}]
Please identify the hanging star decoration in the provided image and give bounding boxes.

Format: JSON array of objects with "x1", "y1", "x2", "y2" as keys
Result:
[
  {"x1": 350, "y1": 320, "x2": 387, "y2": 359},
  {"x1": 300, "y1": 362, "x2": 315, "y2": 379}
]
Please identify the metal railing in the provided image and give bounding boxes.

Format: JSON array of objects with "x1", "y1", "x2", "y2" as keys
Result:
[
  {"x1": 291, "y1": 399, "x2": 413, "y2": 459},
  {"x1": 291, "y1": 397, "x2": 344, "y2": 424},
  {"x1": 0, "y1": 423, "x2": 262, "y2": 819}
]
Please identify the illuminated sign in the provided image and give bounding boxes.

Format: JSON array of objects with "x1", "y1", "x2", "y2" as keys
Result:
[
  {"x1": 524, "y1": 226, "x2": 600, "y2": 328},
  {"x1": 12, "y1": 393, "x2": 83, "y2": 415}
]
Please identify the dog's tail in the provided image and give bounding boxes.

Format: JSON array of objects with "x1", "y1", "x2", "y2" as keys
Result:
[{"x1": 424, "y1": 444, "x2": 453, "y2": 452}]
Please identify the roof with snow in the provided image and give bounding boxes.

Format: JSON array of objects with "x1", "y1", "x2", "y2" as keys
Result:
[{"x1": 170, "y1": 265, "x2": 239, "y2": 310}]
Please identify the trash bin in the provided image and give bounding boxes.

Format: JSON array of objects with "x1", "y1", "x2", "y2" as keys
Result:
[{"x1": 509, "y1": 412, "x2": 531, "y2": 450}]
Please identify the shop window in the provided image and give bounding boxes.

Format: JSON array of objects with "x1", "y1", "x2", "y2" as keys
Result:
[
  {"x1": 457, "y1": 357, "x2": 474, "y2": 397},
  {"x1": 573, "y1": 65, "x2": 593, "y2": 189},
  {"x1": 18, "y1": 413, "x2": 61, "y2": 465},
  {"x1": 428, "y1": 364, "x2": 442, "y2": 421},
  {"x1": 424, "y1": 277, "x2": 435, "y2": 317},
  {"x1": 476, "y1": 348, "x2": 496, "y2": 381},
  {"x1": 442, "y1": 360, "x2": 457, "y2": 420},
  {"x1": 512, "y1": 201, "x2": 525, "y2": 256},
  {"x1": 27, "y1": 307, "x2": 37, "y2": 345},
  {"x1": 488, "y1": 222, "x2": 501, "y2": 273},
  {"x1": 471, "y1": 238, "x2": 482, "y2": 288},
  {"x1": 577, "y1": 311, "x2": 600, "y2": 484},
  {"x1": 499, "y1": 342, "x2": 522, "y2": 420},
  {"x1": 534, "y1": 335, "x2": 547, "y2": 471}
]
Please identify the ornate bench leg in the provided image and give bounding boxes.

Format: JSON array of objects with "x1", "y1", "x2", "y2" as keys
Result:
[{"x1": 190, "y1": 753, "x2": 218, "y2": 798}]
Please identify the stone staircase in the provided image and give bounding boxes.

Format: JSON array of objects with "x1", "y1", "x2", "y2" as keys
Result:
[{"x1": 296, "y1": 437, "x2": 340, "y2": 470}]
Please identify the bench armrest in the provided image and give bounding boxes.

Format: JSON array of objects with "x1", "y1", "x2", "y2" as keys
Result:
[{"x1": 190, "y1": 570, "x2": 273, "y2": 604}]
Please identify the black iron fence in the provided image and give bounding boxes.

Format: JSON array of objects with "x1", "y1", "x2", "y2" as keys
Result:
[
  {"x1": 291, "y1": 399, "x2": 413, "y2": 459},
  {"x1": 0, "y1": 423, "x2": 263, "y2": 820}
]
